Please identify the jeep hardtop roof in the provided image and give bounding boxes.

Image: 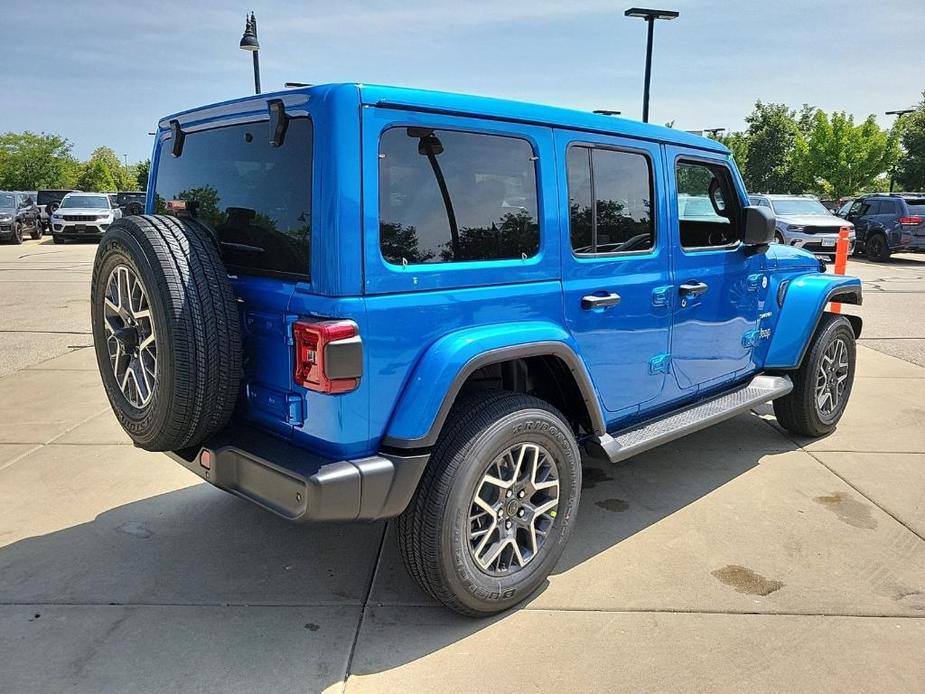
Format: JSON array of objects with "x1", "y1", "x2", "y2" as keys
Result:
[{"x1": 157, "y1": 82, "x2": 729, "y2": 155}]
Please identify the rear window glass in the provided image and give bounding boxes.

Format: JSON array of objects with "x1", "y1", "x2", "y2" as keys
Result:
[
  {"x1": 905, "y1": 200, "x2": 925, "y2": 215},
  {"x1": 154, "y1": 118, "x2": 312, "y2": 279},
  {"x1": 378, "y1": 127, "x2": 539, "y2": 265}
]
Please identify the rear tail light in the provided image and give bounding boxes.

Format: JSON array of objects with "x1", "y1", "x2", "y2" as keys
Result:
[
  {"x1": 293, "y1": 320, "x2": 362, "y2": 394},
  {"x1": 900, "y1": 216, "x2": 923, "y2": 226}
]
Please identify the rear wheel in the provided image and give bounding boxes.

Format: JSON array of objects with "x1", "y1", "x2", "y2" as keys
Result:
[
  {"x1": 866, "y1": 233, "x2": 890, "y2": 262},
  {"x1": 91, "y1": 214, "x2": 241, "y2": 451},
  {"x1": 397, "y1": 392, "x2": 581, "y2": 616},
  {"x1": 773, "y1": 314, "x2": 856, "y2": 437},
  {"x1": 30, "y1": 219, "x2": 42, "y2": 240}
]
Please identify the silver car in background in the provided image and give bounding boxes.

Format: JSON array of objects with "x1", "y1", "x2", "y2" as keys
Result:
[{"x1": 748, "y1": 194, "x2": 855, "y2": 257}]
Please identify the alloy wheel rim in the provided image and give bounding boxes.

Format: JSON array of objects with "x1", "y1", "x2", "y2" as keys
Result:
[
  {"x1": 815, "y1": 337, "x2": 849, "y2": 417},
  {"x1": 103, "y1": 265, "x2": 157, "y2": 408},
  {"x1": 468, "y1": 442, "x2": 560, "y2": 575}
]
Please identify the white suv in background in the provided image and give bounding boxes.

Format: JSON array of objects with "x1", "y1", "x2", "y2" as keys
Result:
[
  {"x1": 50, "y1": 192, "x2": 122, "y2": 244},
  {"x1": 748, "y1": 194, "x2": 855, "y2": 258}
]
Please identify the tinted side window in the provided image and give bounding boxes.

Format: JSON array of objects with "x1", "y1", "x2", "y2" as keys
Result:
[
  {"x1": 154, "y1": 118, "x2": 312, "y2": 278},
  {"x1": 878, "y1": 199, "x2": 898, "y2": 215},
  {"x1": 379, "y1": 128, "x2": 539, "y2": 265},
  {"x1": 567, "y1": 145, "x2": 654, "y2": 254},
  {"x1": 676, "y1": 160, "x2": 740, "y2": 249}
]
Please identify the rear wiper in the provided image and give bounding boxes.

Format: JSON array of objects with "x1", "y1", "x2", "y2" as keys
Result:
[{"x1": 220, "y1": 241, "x2": 265, "y2": 254}]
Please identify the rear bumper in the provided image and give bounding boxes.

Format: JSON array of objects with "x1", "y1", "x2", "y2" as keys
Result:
[{"x1": 167, "y1": 424, "x2": 428, "y2": 522}]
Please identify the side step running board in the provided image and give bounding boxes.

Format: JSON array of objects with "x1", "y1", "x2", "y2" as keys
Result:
[{"x1": 593, "y1": 374, "x2": 792, "y2": 464}]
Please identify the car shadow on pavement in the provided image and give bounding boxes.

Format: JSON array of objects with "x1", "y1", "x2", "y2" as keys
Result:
[{"x1": 0, "y1": 413, "x2": 798, "y2": 691}]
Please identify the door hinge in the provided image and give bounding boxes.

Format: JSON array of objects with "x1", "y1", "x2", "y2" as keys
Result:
[
  {"x1": 651, "y1": 285, "x2": 673, "y2": 307},
  {"x1": 746, "y1": 273, "x2": 767, "y2": 292},
  {"x1": 649, "y1": 353, "x2": 671, "y2": 375}
]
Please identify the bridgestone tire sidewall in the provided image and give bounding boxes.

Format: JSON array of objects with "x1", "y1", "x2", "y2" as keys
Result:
[
  {"x1": 441, "y1": 408, "x2": 581, "y2": 614},
  {"x1": 807, "y1": 317, "x2": 856, "y2": 428},
  {"x1": 92, "y1": 229, "x2": 177, "y2": 444}
]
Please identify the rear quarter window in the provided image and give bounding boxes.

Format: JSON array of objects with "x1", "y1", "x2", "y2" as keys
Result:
[
  {"x1": 153, "y1": 118, "x2": 312, "y2": 279},
  {"x1": 378, "y1": 127, "x2": 539, "y2": 265}
]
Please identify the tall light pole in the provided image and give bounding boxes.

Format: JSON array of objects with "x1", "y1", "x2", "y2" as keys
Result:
[
  {"x1": 886, "y1": 108, "x2": 914, "y2": 192},
  {"x1": 240, "y1": 12, "x2": 261, "y2": 94},
  {"x1": 624, "y1": 7, "x2": 679, "y2": 123}
]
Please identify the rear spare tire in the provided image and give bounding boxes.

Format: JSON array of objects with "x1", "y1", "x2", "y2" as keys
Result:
[{"x1": 91, "y1": 215, "x2": 242, "y2": 451}]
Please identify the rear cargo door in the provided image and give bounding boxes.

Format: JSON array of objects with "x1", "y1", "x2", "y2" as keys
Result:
[{"x1": 152, "y1": 113, "x2": 314, "y2": 439}]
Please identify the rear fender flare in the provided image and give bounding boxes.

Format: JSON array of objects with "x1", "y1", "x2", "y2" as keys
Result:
[{"x1": 381, "y1": 322, "x2": 605, "y2": 449}]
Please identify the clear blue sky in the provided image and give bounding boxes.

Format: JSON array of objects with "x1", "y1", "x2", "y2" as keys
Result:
[{"x1": 6, "y1": 0, "x2": 923, "y2": 163}]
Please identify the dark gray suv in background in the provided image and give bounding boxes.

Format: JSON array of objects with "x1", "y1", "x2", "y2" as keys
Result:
[{"x1": 841, "y1": 193, "x2": 925, "y2": 261}]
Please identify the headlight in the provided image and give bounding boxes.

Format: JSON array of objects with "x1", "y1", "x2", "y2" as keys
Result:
[
  {"x1": 52, "y1": 214, "x2": 62, "y2": 220},
  {"x1": 97, "y1": 213, "x2": 112, "y2": 220},
  {"x1": 0, "y1": 214, "x2": 11, "y2": 221},
  {"x1": 786, "y1": 224, "x2": 805, "y2": 232}
]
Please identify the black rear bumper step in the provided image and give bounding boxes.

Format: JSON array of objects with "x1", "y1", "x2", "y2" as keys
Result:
[{"x1": 167, "y1": 425, "x2": 428, "y2": 522}]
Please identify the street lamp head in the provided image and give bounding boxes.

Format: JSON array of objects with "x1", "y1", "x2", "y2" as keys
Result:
[
  {"x1": 885, "y1": 109, "x2": 914, "y2": 117},
  {"x1": 240, "y1": 12, "x2": 259, "y2": 52},
  {"x1": 624, "y1": 7, "x2": 679, "y2": 20}
]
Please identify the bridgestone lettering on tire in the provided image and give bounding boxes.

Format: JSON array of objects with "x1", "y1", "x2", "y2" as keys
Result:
[
  {"x1": 397, "y1": 391, "x2": 581, "y2": 616},
  {"x1": 91, "y1": 215, "x2": 242, "y2": 451}
]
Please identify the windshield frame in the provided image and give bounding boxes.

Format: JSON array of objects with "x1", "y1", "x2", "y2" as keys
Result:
[
  {"x1": 60, "y1": 195, "x2": 111, "y2": 209},
  {"x1": 769, "y1": 198, "x2": 832, "y2": 216}
]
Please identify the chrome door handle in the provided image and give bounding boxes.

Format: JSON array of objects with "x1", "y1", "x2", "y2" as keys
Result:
[
  {"x1": 581, "y1": 292, "x2": 621, "y2": 310},
  {"x1": 678, "y1": 281, "x2": 709, "y2": 297}
]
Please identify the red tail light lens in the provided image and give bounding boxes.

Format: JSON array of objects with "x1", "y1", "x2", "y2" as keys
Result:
[
  {"x1": 293, "y1": 320, "x2": 362, "y2": 394},
  {"x1": 900, "y1": 216, "x2": 923, "y2": 226}
]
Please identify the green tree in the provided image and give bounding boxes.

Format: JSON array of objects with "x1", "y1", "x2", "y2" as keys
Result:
[
  {"x1": 76, "y1": 158, "x2": 119, "y2": 192},
  {"x1": 741, "y1": 101, "x2": 801, "y2": 193},
  {"x1": 895, "y1": 92, "x2": 925, "y2": 192},
  {"x1": 0, "y1": 131, "x2": 78, "y2": 189},
  {"x1": 794, "y1": 111, "x2": 899, "y2": 198},
  {"x1": 135, "y1": 159, "x2": 150, "y2": 190},
  {"x1": 75, "y1": 147, "x2": 137, "y2": 191},
  {"x1": 716, "y1": 131, "x2": 749, "y2": 172}
]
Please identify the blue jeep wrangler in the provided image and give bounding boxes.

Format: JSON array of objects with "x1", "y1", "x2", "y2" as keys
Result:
[{"x1": 90, "y1": 84, "x2": 862, "y2": 616}]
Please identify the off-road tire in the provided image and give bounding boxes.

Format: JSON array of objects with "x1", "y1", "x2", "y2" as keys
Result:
[
  {"x1": 866, "y1": 233, "x2": 890, "y2": 262},
  {"x1": 91, "y1": 214, "x2": 242, "y2": 451},
  {"x1": 397, "y1": 391, "x2": 581, "y2": 616},
  {"x1": 30, "y1": 220, "x2": 42, "y2": 240},
  {"x1": 773, "y1": 313, "x2": 856, "y2": 438},
  {"x1": 10, "y1": 221, "x2": 23, "y2": 245}
]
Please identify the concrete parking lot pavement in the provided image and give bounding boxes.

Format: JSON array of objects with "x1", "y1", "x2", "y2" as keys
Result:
[{"x1": 1, "y1": 238, "x2": 924, "y2": 693}]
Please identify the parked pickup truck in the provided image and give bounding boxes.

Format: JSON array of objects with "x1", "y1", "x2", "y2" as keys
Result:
[{"x1": 90, "y1": 84, "x2": 862, "y2": 616}]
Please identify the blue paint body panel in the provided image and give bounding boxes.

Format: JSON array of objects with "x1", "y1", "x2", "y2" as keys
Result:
[{"x1": 147, "y1": 82, "x2": 861, "y2": 462}]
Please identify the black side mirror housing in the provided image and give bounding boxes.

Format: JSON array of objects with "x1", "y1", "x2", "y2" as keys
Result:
[{"x1": 743, "y1": 205, "x2": 776, "y2": 248}]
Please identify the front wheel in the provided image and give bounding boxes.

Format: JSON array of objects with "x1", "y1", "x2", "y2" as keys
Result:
[
  {"x1": 397, "y1": 392, "x2": 581, "y2": 616},
  {"x1": 773, "y1": 314, "x2": 856, "y2": 437},
  {"x1": 10, "y1": 221, "x2": 23, "y2": 245}
]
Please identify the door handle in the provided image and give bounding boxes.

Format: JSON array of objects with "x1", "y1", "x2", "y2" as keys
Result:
[
  {"x1": 679, "y1": 281, "x2": 709, "y2": 297},
  {"x1": 581, "y1": 292, "x2": 621, "y2": 310}
]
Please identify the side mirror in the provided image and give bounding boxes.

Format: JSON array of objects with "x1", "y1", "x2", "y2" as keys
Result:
[{"x1": 743, "y1": 205, "x2": 776, "y2": 246}]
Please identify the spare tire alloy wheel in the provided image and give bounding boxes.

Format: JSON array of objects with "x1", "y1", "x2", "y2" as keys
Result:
[
  {"x1": 469, "y1": 442, "x2": 560, "y2": 574},
  {"x1": 103, "y1": 265, "x2": 157, "y2": 408},
  {"x1": 92, "y1": 215, "x2": 241, "y2": 452}
]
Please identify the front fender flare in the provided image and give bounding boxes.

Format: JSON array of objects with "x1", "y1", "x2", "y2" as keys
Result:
[
  {"x1": 381, "y1": 321, "x2": 606, "y2": 449},
  {"x1": 765, "y1": 273, "x2": 862, "y2": 369}
]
